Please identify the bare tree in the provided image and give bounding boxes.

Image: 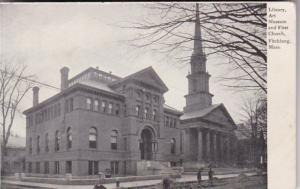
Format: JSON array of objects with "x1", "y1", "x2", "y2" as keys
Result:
[
  {"x1": 0, "y1": 61, "x2": 33, "y2": 158},
  {"x1": 241, "y1": 95, "x2": 267, "y2": 139},
  {"x1": 240, "y1": 94, "x2": 267, "y2": 168},
  {"x1": 122, "y1": 3, "x2": 267, "y2": 93}
]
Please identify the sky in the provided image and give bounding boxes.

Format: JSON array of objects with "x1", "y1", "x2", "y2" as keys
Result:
[{"x1": 1, "y1": 3, "x2": 253, "y2": 137}]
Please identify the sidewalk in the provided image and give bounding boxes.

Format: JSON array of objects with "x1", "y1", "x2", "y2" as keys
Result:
[{"x1": 2, "y1": 172, "x2": 257, "y2": 189}]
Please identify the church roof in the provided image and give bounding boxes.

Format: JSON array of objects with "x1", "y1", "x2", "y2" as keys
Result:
[{"x1": 180, "y1": 103, "x2": 236, "y2": 129}]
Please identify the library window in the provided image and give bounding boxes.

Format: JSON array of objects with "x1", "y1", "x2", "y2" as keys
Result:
[{"x1": 89, "y1": 127, "x2": 97, "y2": 149}]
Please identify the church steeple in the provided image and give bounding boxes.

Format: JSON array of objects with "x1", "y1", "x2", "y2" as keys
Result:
[
  {"x1": 194, "y1": 3, "x2": 204, "y2": 56},
  {"x1": 184, "y1": 3, "x2": 213, "y2": 112}
]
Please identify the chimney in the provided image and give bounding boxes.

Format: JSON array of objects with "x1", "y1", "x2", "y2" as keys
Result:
[
  {"x1": 60, "y1": 66, "x2": 69, "y2": 91},
  {"x1": 32, "y1": 86, "x2": 39, "y2": 106}
]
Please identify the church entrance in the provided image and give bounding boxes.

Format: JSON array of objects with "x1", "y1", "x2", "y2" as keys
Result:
[{"x1": 140, "y1": 128, "x2": 154, "y2": 160}]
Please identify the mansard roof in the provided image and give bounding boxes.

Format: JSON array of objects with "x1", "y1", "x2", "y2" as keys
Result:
[
  {"x1": 180, "y1": 103, "x2": 237, "y2": 129},
  {"x1": 109, "y1": 66, "x2": 168, "y2": 93}
]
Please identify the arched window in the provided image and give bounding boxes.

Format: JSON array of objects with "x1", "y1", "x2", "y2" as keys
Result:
[
  {"x1": 89, "y1": 127, "x2": 97, "y2": 149},
  {"x1": 55, "y1": 130, "x2": 60, "y2": 151},
  {"x1": 145, "y1": 93, "x2": 150, "y2": 101},
  {"x1": 67, "y1": 127, "x2": 72, "y2": 149},
  {"x1": 45, "y1": 133, "x2": 49, "y2": 152},
  {"x1": 144, "y1": 107, "x2": 149, "y2": 119},
  {"x1": 153, "y1": 109, "x2": 157, "y2": 121},
  {"x1": 101, "y1": 101, "x2": 106, "y2": 112},
  {"x1": 94, "y1": 99, "x2": 99, "y2": 111},
  {"x1": 171, "y1": 138, "x2": 176, "y2": 154},
  {"x1": 108, "y1": 103, "x2": 113, "y2": 114},
  {"x1": 111, "y1": 130, "x2": 118, "y2": 150},
  {"x1": 135, "y1": 105, "x2": 141, "y2": 116},
  {"x1": 136, "y1": 90, "x2": 141, "y2": 99}
]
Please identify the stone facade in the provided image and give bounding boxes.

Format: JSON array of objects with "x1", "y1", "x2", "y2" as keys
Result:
[{"x1": 24, "y1": 67, "x2": 183, "y2": 177}]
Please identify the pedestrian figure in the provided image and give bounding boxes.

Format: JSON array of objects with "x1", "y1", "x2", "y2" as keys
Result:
[
  {"x1": 208, "y1": 167, "x2": 214, "y2": 186},
  {"x1": 197, "y1": 168, "x2": 202, "y2": 185}
]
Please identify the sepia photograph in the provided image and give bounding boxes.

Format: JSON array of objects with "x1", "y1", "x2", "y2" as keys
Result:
[{"x1": 0, "y1": 2, "x2": 269, "y2": 189}]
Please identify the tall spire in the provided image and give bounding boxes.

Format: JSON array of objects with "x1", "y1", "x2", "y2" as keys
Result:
[
  {"x1": 194, "y1": 3, "x2": 204, "y2": 55},
  {"x1": 184, "y1": 3, "x2": 212, "y2": 112}
]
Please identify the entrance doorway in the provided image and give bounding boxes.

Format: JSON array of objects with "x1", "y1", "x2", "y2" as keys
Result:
[{"x1": 140, "y1": 128, "x2": 154, "y2": 160}]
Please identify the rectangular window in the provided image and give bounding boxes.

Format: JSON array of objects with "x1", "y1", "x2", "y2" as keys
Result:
[
  {"x1": 111, "y1": 142, "x2": 117, "y2": 150},
  {"x1": 110, "y1": 161, "x2": 119, "y2": 175},
  {"x1": 37, "y1": 136, "x2": 40, "y2": 153},
  {"x1": 35, "y1": 162, "x2": 40, "y2": 173},
  {"x1": 123, "y1": 138, "x2": 127, "y2": 151},
  {"x1": 88, "y1": 161, "x2": 93, "y2": 175},
  {"x1": 54, "y1": 161, "x2": 60, "y2": 174},
  {"x1": 94, "y1": 161, "x2": 98, "y2": 175},
  {"x1": 66, "y1": 161, "x2": 72, "y2": 174},
  {"x1": 88, "y1": 161, "x2": 98, "y2": 175},
  {"x1": 29, "y1": 138, "x2": 32, "y2": 154},
  {"x1": 45, "y1": 134, "x2": 49, "y2": 152},
  {"x1": 124, "y1": 161, "x2": 127, "y2": 175},
  {"x1": 165, "y1": 116, "x2": 169, "y2": 127},
  {"x1": 44, "y1": 162, "x2": 49, "y2": 174}
]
